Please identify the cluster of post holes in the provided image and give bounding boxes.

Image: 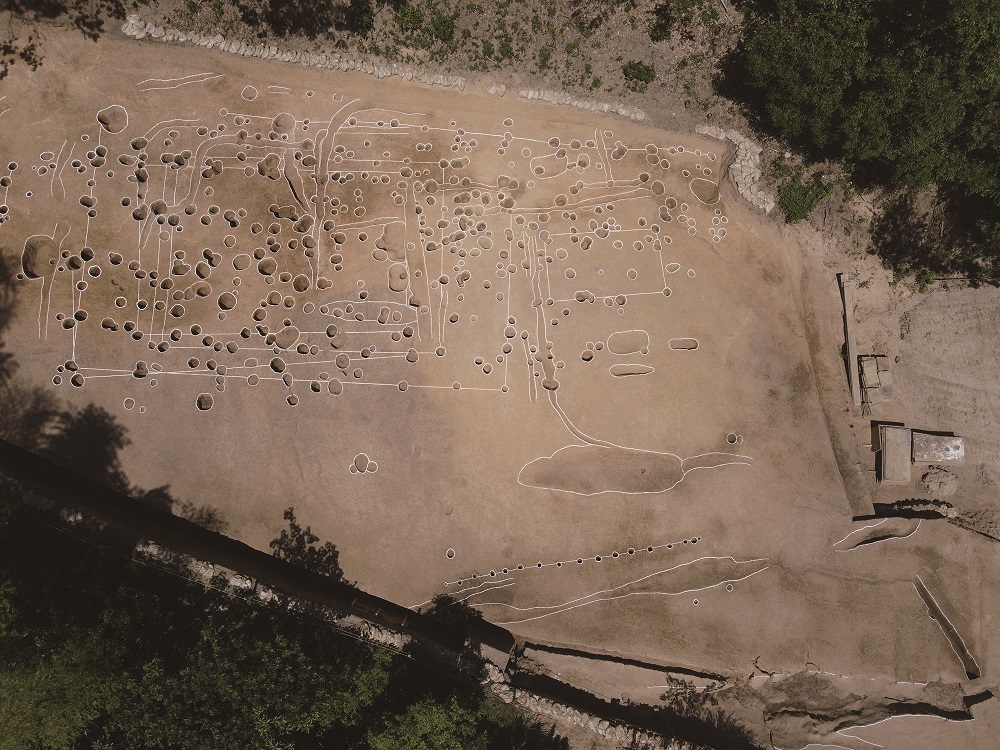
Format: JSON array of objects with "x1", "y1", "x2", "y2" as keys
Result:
[
  {"x1": 0, "y1": 161, "x2": 16, "y2": 224},
  {"x1": 446, "y1": 537, "x2": 702, "y2": 587}
]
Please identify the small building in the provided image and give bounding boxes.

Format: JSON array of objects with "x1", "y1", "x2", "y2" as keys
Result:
[
  {"x1": 876, "y1": 424, "x2": 966, "y2": 485},
  {"x1": 878, "y1": 425, "x2": 912, "y2": 485},
  {"x1": 912, "y1": 432, "x2": 965, "y2": 464}
]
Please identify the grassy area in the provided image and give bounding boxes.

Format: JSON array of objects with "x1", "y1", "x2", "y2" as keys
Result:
[{"x1": 777, "y1": 169, "x2": 833, "y2": 224}]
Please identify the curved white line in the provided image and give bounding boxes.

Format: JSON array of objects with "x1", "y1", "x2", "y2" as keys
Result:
[
  {"x1": 478, "y1": 567, "x2": 771, "y2": 624},
  {"x1": 832, "y1": 519, "x2": 888, "y2": 548},
  {"x1": 478, "y1": 556, "x2": 767, "y2": 614}
]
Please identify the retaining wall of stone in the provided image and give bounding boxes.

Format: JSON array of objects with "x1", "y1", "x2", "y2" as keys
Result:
[
  {"x1": 696, "y1": 123, "x2": 775, "y2": 213},
  {"x1": 120, "y1": 16, "x2": 645, "y2": 121}
]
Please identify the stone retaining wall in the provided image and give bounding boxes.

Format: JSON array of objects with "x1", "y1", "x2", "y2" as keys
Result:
[
  {"x1": 487, "y1": 665, "x2": 691, "y2": 749},
  {"x1": 696, "y1": 123, "x2": 775, "y2": 214},
  {"x1": 120, "y1": 16, "x2": 645, "y2": 121}
]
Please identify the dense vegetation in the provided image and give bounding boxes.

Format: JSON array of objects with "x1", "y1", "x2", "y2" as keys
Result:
[
  {"x1": 726, "y1": 0, "x2": 1000, "y2": 282},
  {"x1": 0, "y1": 498, "x2": 569, "y2": 750}
]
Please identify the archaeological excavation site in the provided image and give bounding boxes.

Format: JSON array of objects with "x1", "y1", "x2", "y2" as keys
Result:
[{"x1": 1, "y1": 5, "x2": 998, "y2": 749}]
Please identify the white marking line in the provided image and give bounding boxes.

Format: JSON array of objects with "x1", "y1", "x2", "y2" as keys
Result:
[
  {"x1": 835, "y1": 519, "x2": 921, "y2": 550},
  {"x1": 138, "y1": 73, "x2": 224, "y2": 91},
  {"x1": 837, "y1": 713, "x2": 964, "y2": 732},
  {"x1": 914, "y1": 574, "x2": 981, "y2": 676},
  {"x1": 476, "y1": 555, "x2": 767, "y2": 613},
  {"x1": 444, "y1": 536, "x2": 698, "y2": 587},
  {"x1": 48, "y1": 139, "x2": 67, "y2": 198},
  {"x1": 520, "y1": 407, "x2": 752, "y2": 497},
  {"x1": 832, "y1": 519, "x2": 887, "y2": 548},
  {"x1": 408, "y1": 578, "x2": 516, "y2": 610},
  {"x1": 477, "y1": 565, "x2": 772, "y2": 625},
  {"x1": 834, "y1": 731, "x2": 883, "y2": 748}
]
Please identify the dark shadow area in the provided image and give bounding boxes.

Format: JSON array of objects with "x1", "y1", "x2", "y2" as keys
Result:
[
  {"x1": 965, "y1": 689, "x2": 995, "y2": 710},
  {"x1": 717, "y1": 0, "x2": 1000, "y2": 286},
  {"x1": 0, "y1": 244, "x2": 222, "y2": 532},
  {"x1": 269, "y1": 506, "x2": 345, "y2": 580},
  {"x1": 0, "y1": 252, "x2": 18, "y2": 384},
  {"x1": 871, "y1": 500, "x2": 954, "y2": 520},
  {"x1": 524, "y1": 640, "x2": 728, "y2": 681},
  {"x1": 1, "y1": 0, "x2": 126, "y2": 40},
  {"x1": 0, "y1": 443, "x2": 570, "y2": 749},
  {"x1": 1, "y1": 0, "x2": 129, "y2": 79},
  {"x1": 225, "y1": 0, "x2": 381, "y2": 40}
]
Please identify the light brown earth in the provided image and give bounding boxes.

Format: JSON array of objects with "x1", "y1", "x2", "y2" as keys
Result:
[{"x1": 0, "y1": 24, "x2": 997, "y2": 750}]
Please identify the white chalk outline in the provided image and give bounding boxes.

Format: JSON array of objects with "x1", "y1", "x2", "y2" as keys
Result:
[
  {"x1": 833, "y1": 518, "x2": 921, "y2": 550},
  {"x1": 914, "y1": 574, "x2": 982, "y2": 677},
  {"x1": 442, "y1": 534, "x2": 702, "y2": 588},
  {"x1": 137, "y1": 72, "x2": 224, "y2": 91},
  {"x1": 517, "y1": 443, "x2": 752, "y2": 497},
  {"x1": 607, "y1": 363, "x2": 655, "y2": 377},
  {"x1": 473, "y1": 557, "x2": 771, "y2": 624}
]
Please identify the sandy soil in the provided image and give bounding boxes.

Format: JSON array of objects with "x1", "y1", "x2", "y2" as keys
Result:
[{"x1": 1, "y1": 23, "x2": 997, "y2": 750}]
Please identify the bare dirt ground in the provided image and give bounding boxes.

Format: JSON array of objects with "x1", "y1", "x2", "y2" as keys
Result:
[{"x1": 1, "y1": 21, "x2": 998, "y2": 750}]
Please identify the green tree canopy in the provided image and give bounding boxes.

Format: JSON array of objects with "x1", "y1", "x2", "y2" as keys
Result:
[{"x1": 726, "y1": 0, "x2": 1000, "y2": 280}]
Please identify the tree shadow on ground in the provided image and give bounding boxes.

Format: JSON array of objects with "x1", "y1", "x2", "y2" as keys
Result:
[
  {"x1": 1, "y1": 0, "x2": 133, "y2": 80},
  {"x1": 228, "y1": 0, "x2": 377, "y2": 39},
  {"x1": 870, "y1": 190, "x2": 1000, "y2": 287},
  {"x1": 0, "y1": 247, "x2": 226, "y2": 528},
  {"x1": 1, "y1": 0, "x2": 127, "y2": 41}
]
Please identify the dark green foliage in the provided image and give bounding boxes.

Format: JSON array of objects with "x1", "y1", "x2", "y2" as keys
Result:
[
  {"x1": 777, "y1": 170, "x2": 833, "y2": 223},
  {"x1": 724, "y1": 0, "x2": 1000, "y2": 281},
  {"x1": 429, "y1": 9, "x2": 457, "y2": 44},
  {"x1": 497, "y1": 35, "x2": 515, "y2": 60},
  {"x1": 0, "y1": 497, "x2": 571, "y2": 750},
  {"x1": 623, "y1": 60, "x2": 656, "y2": 91},
  {"x1": 649, "y1": 0, "x2": 718, "y2": 41},
  {"x1": 396, "y1": 3, "x2": 423, "y2": 32},
  {"x1": 649, "y1": 4, "x2": 674, "y2": 41},
  {"x1": 538, "y1": 46, "x2": 553, "y2": 70},
  {"x1": 870, "y1": 187, "x2": 1000, "y2": 284}
]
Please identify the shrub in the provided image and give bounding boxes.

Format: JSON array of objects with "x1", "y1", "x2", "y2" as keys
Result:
[
  {"x1": 395, "y1": 4, "x2": 422, "y2": 32},
  {"x1": 778, "y1": 170, "x2": 832, "y2": 224},
  {"x1": 429, "y1": 10, "x2": 457, "y2": 44},
  {"x1": 649, "y1": 4, "x2": 673, "y2": 41},
  {"x1": 538, "y1": 46, "x2": 552, "y2": 70},
  {"x1": 622, "y1": 60, "x2": 655, "y2": 91}
]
